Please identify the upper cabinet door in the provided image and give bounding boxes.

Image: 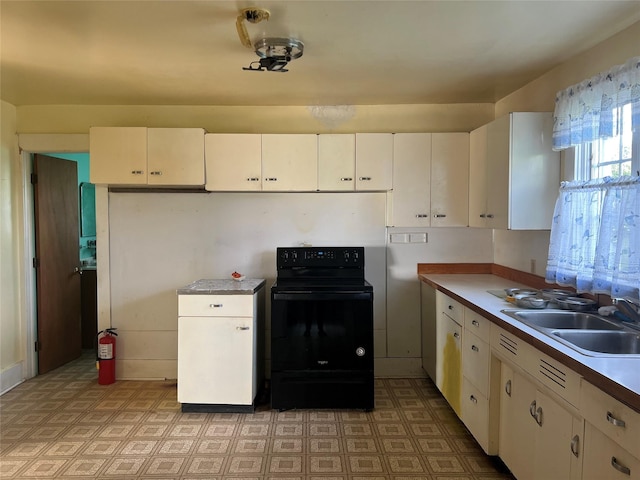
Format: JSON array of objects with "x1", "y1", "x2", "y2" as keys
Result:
[
  {"x1": 262, "y1": 134, "x2": 318, "y2": 191},
  {"x1": 431, "y1": 133, "x2": 469, "y2": 227},
  {"x1": 390, "y1": 133, "x2": 431, "y2": 227},
  {"x1": 147, "y1": 128, "x2": 205, "y2": 186},
  {"x1": 205, "y1": 134, "x2": 262, "y2": 191},
  {"x1": 318, "y1": 134, "x2": 356, "y2": 191},
  {"x1": 485, "y1": 115, "x2": 511, "y2": 229},
  {"x1": 90, "y1": 127, "x2": 148, "y2": 185},
  {"x1": 468, "y1": 124, "x2": 488, "y2": 228},
  {"x1": 355, "y1": 133, "x2": 393, "y2": 191}
]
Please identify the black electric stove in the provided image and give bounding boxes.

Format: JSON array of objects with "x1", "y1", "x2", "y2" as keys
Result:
[{"x1": 270, "y1": 246, "x2": 374, "y2": 411}]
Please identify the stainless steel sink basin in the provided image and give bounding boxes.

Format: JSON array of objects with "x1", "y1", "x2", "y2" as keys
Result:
[
  {"x1": 502, "y1": 310, "x2": 624, "y2": 330},
  {"x1": 553, "y1": 330, "x2": 640, "y2": 355}
]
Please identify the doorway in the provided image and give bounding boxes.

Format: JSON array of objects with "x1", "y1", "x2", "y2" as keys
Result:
[{"x1": 31, "y1": 152, "x2": 96, "y2": 374}]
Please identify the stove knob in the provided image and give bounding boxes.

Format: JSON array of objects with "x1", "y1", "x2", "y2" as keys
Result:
[{"x1": 355, "y1": 347, "x2": 366, "y2": 357}]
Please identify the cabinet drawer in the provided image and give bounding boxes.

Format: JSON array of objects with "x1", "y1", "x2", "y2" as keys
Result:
[
  {"x1": 530, "y1": 349, "x2": 581, "y2": 408},
  {"x1": 583, "y1": 422, "x2": 640, "y2": 480},
  {"x1": 462, "y1": 331, "x2": 490, "y2": 396},
  {"x1": 436, "y1": 291, "x2": 464, "y2": 325},
  {"x1": 462, "y1": 378, "x2": 490, "y2": 452},
  {"x1": 582, "y1": 380, "x2": 640, "y2": 458},
  {"x1": 464, "y1": 307, "x2": 491, "y2": 342},
  {"x1": 178, "y1": 294, "x2": 253, "y2": 317}
]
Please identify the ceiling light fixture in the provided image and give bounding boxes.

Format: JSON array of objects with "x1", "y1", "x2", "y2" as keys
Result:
[{"x1": 236, "y1": 8, "x2": 304, "y2": 72}]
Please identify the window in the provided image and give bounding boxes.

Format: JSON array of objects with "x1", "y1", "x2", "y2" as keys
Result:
[{"x1": 574, "y1": 102, "x2": 640, "y2": 181}]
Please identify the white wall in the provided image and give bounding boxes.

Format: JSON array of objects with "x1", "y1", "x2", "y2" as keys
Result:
[
  {"x1": 107, "y1": 191, "x2": 388, "y2": 379},
  {"x1": 0, "y1": 100, "x2": 25, "y2": 392}
]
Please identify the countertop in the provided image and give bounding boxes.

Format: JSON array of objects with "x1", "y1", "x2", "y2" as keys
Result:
[
  {"x1": 177, "y1": 278, "x2": 266, "y2": 295},
  {"x1": 419, "y1": 273, "x2": 640, "y2": 412}
]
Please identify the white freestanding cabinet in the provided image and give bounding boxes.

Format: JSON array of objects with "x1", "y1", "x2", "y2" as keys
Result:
[
  {"x1": 318, "y1": 134, "x2": 356, "y2": 190},
  {"x1": 355, "y1": 133, "x2": 393, "y2": 191},
  {"x1": 177, "y1": 279, "x2": 265, "y2": 412},
  {"x1": 90, "y1": 127, "x2": 205, "y2": 186},
  {"x1": 205, "y1": 134, "x2": 262, "y2": 191},
  {"x1": 468, "y1": 112, "x2": 559, "y2": 229},
  {"x1": 261, "y1": 134, "x2": 318, "y2": 191}
]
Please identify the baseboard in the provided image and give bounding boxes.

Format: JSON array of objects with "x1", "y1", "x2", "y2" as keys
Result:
[
  {"x1": 0, "y1": 362, "x2": 24, "y2": 395},
  {"x1": 374, "y1": 357, "x2": 426, "y2": 378}
]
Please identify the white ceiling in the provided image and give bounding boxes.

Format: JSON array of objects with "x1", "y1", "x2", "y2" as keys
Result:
[{"x1": 2, "y1": 0, "x2": 640, "y2": 107}]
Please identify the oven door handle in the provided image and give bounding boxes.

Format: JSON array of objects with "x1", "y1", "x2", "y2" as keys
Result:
[{"x1": 272, "y1": 292, "x2": 373, "y2": 301}]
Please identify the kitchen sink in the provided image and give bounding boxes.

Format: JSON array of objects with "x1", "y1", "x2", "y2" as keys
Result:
[
  {"x1": 553, "y1": 330, "x2": 640, "y2": 355},
  {"x1": 502, "y1": 310, "x2": 624, "y2": 330},
  {"x1": 501, "y1": 308, "x2": 640, "y2": 357}
]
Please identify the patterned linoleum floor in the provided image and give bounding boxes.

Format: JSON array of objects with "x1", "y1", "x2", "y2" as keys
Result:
[{"x1": 0, "y1": 355, "x2": 515, "y2": 479}]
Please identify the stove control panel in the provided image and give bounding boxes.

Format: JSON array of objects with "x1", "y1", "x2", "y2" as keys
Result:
[{"x1": 277, "y1": 247, "x2": 364, "y2": 268}]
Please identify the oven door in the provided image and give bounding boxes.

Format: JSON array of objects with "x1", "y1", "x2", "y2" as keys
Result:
[{"x1": 271, "y1": 291, "x2": 373, "y2": 372}]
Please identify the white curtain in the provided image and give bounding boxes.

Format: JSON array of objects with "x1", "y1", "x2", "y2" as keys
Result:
[
  {"x1": 552, "y1": 56, "x2": 640, "y2": 150},
  {"x1": 546, "y1": 176, "x2": 640, "y2": 299}
]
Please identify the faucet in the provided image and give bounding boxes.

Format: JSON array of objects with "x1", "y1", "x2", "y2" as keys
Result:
[{"x1": 614, "y1": 297, "x2": 640, "y2": 325}]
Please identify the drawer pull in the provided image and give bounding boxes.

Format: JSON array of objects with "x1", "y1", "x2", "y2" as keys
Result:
[
  {"x1": 210, "y1": 304, "x2": 223, "y2": 308},
  {"x1": 505, "y1": 379, "x2": 512, "y2": 397},
  {"x1": 236, "y1": 326, "x2": 250, "y2": 331},
  {"x1": 570, "y1": 435, "x2": 580, "y2": 458},
  {"x1": 472, "y1": 320, "x2": 480, "y2": 327},
  {"x1": 453, "y1": 332, "x2": 460, "y2": 339},
  {"x1": 606, "y1": 411, "x2": 626, "y2": 428},
  {"x1": 471, "y1": 345, "x2": 479, "y2": 352},
  {"x1": 611, "y1": 457, "x2": 631, "y2": 476},
  {"x1": 448, "y1": 305, "x2": 454, "y2": 310},
  {"x1": 469, "y1": 395, "x2": 477, "y2": 404}
]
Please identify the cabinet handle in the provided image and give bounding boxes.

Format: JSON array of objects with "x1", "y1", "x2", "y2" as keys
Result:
[
  {"x1": 359, "y1": 176, "x2": 372, "y2": 181},
  {"x1": 529, "y1": 400, "x2": 537, "y2": 419},
  {"x1": 131, "y1": 170, "x2": 144, "y2": 175},
  {"x1": 479, "y1": 214, "x2": 486, "y2": 218},
  {"x1": 570, "y1": 435, "x2": 580, "y2": 458},
  {"x1": 236, "y1": 326, "x2": 250, "y2": 331},
  {"x1": 453, "y1": 332, "x2": 460, "y2": 339},
  {"x1": 247, "y1": 177, "x2": 260, "y2": 182},
  {"x1": 149, "y1": 171, "x2": 162, "y2": 176},
  {"x1": 486, "y1": 214, "x2": 495, "y2": 218},
  {"x1": 448, "y1": 305, "x2": 454, "y2": 310},
  {"x1": 209, "y1": 304, "x2": 223, "y2": 308},
  {"x1": 535, "y1": 406, "x2": 543, "y2": 426},
  {"x1": 265, "y1": 177, "x2": 277, "y2": 181},
  {"x1": 469, "y1": 395, "x2": 478, "y2": 404},
  {"x1": 434, "y1": 214, "x2": 446, "y2": 218},
  {"x1": 505, "y1": 379, "x2": 512, "y2": 397},
  {"x1": 472, "y1": 320, "x2": 480, "y2": 327},
  {"x1": 340, "y1": 177, "x2": 353, "y2": 181},
  {"x1": 415, "y1": 214, "x2": 429, "y2": 218},
  {"x1": 606, "y1": 411, "x2": 626, "y2": 428},
  {"x1": 471, "y1": 344, "x2": 479, "y2": 352},
  {"x1": 611, "y1": 457, "x2": 631, "y2": 476}
]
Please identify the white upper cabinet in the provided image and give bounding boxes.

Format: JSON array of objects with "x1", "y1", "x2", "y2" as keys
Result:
[
  {"x1": 205, "y1": 134, "x2": 262, "y2": 191},
  {"x1": 318, "y1": 134, "x2": 356, "y2": 191},
  {"x1": 469, "y1": 112, "x2": 560, "y2": 229},
  {"x1": 90, "y1": 127, "x2": 205, "y2": 186},
  {"x1": 90, "y1": 127, "x2": 148, "y2": 185},
  {"x1": 389, "y1": 132, "x2": 469, "y2": 227},
  {"x1": 390, "y1": 133, "x2": 432, "y2": 227},
  {"x1": 147, "y1": 128, "x2": 205, "y2": 186},
  {"x1": 261, "y1": 134, "x2": 318, "y2": 191},
  {"x1": 431, "y1": 133, "x2": 469, "y2": 227},
  {"x1": 355, "y1": 133, "x2": 393, "y2": 191}
]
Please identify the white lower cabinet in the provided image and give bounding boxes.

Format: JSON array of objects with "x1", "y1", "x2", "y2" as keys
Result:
[
  {"x1": 177, "y1": 288, "x2": 265, "y2": 411},
  {"x1": 497, "y1": 353, "x2": 582, "y2": 480},
  {"x1": 435, "y1": 291, "x2": 463, "y2": 415},
  {"x1": 583, "y1": 423, "x2": 639, "y2": 479}
]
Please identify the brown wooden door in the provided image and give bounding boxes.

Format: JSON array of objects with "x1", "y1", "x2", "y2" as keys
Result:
[{"x1": 33, "y1": 154, "x2": 82, "y2": 374}]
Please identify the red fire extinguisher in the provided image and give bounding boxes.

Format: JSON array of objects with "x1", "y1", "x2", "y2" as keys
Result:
[{"x1": 97, "y1": 328, "x2": 117, "y2": 385}]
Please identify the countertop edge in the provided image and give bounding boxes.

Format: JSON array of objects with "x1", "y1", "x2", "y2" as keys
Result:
[
  {"x1": 419, "y1": 273, "x2": 640, "y2": 413},
  {"x1": 177, "y1": 278, "x2": 266, "y2": 295}
]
